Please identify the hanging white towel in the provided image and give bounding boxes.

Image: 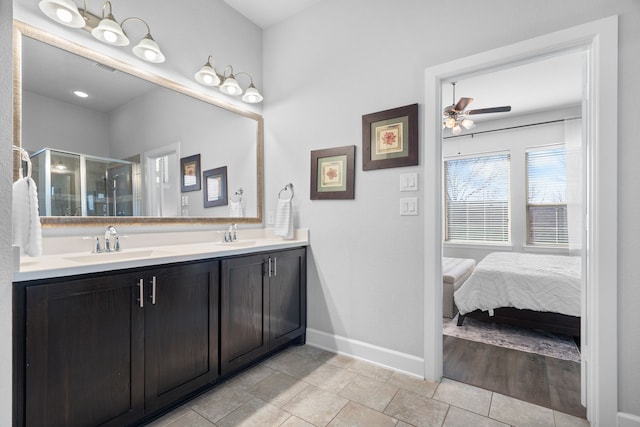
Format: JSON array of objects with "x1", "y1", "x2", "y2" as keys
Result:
[
  {"x1": 229, "y1": 199, "x2": 244, "y2": 217},
  {"x1": 12, "y1": 177, "x2": 42, "y2": 257},
  {"x1": 274, "y1": 197, "x2": 294, "y2": 239}
]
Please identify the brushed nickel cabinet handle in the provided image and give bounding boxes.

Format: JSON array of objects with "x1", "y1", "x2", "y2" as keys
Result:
[
  {"x1": 151, "y1": 276, "x2": 157, "y2": 305},
  {"x1": 268, "y1": 258, "x2": 272, "y2": 278},
  {"x1": 273, "y1": 257, "x2": 277, "y2": 277},
  {"x1": 137, "y1": 279, "x2": 144, "y2": 308}
]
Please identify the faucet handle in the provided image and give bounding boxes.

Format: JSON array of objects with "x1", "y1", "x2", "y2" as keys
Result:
[
  {"x1": 93, "y1": 237, "x2": 102, "y2": 253},
  {"x1": 114, "y1": 236, "x2": 121, "y2": 252}
]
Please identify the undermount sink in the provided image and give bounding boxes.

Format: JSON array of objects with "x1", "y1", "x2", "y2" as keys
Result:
[
  {"x1": 215, "y1": 240, "x2": 257, "y2": 248},
  {"x1": 65, "y1": 249, "x2": 172, "y2": 264}
]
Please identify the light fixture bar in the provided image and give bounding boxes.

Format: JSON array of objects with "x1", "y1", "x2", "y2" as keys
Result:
[{"x1": 39, "y1": 0, "x2": 165, "y2": 64}]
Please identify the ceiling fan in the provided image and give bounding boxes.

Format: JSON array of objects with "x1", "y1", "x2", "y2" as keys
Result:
[{"x1": 443, "y1": 82, "x2": 512, "y2": 134}]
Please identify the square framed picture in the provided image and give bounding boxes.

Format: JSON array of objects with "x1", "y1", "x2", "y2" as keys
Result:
[
  {"x1": 203, "y1": 166, "x2": 228, "y2": 208},
  {"x1": 180, "y1": 154, "x2": 201, "y2": 192},
  {"x1": 310, "y1": 145, "x2": 355, "y2": 200},
  {"x1": 362, "y1": 103, "x2": 418, "y2": 170}
]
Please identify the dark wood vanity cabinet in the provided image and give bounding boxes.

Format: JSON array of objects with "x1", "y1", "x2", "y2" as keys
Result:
[
  {"x1": 17, "y1": 260, "x2": 219, "y2": 427},
  {"x1": 15, "y1": 247, "x2": 305, "y2": 427},
  {"x1": 220, "y1": 248, "x2": 307, "y2": 375}
]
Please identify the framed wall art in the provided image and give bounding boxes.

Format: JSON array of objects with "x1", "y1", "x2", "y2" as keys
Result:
[
  {"x1": 180, "y1": 154, "x2": 201, "y2": 192},
  {"x1": 362, "y1": 103, "x2": 418, "y2": 170},
  {"x1": 310, "y1": 145, "x2": 355, "y2": 200},
  {"x1": 203, "y1": 166, "x2": 228, "y2": 208}
]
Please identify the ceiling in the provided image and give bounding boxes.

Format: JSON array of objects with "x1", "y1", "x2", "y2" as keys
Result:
[{"x1": 223, "y1": 0, "x2": 324, "y2": 29}]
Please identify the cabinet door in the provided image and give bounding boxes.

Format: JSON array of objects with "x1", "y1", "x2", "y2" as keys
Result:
[
  {"x1": 144, "y1": 261, "x2": 219, "y2": 413},
  {"x1": 24, "y1": 273, "x2": 144, "y2": 427},
  {"x1": 220, "y1": 254, "x2": 269, "y2": 375},
  {"x1": 269, "y1": 248, "x2": 307, "y2": 349}
]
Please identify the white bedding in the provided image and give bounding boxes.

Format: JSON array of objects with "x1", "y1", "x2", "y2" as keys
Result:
[{"x1": 454, "y1": 252, "x2": 582, "y2": 317}]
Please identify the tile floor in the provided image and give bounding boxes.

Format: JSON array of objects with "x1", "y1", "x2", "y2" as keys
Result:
[{"x1": 147, "y1": 344, "x2": 590, "y2": 427}]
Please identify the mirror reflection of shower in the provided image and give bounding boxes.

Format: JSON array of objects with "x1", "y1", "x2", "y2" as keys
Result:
[{"x1": 30, "y1": 148, "x2": 137, "y2": 216}]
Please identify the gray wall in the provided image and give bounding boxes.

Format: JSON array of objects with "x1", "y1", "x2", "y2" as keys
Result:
[{"x1": 261, "y1": 0, "x2": 639, "y2": 419}]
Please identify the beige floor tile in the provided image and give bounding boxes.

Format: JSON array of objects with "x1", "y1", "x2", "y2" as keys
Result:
[
  {"x1": 302, "y1": 363, "x2": 357, "y2": 394},
  {"x1": 224, "y1": 364, "x2": 275, "y2": 391},
  {"x1": 324, "y1": 353, "x2": 355, "y2": 369},
  {"x1": 262, "y1": 350, "x2": 325, "y2": 379},
  {"x1": 328, "y1": 401, "x2": 397, "y2": 427},
  {"x1": 280, "y1": 415, "x2": 316, "y2": 427},
  {"x1": 249, "y1": 371, "x2": 310, "y2": 407},
  {"x1": 433, "y1": 378, "x2": 493, "y2": 416},
  {"x1": 384, "y1": 388, "x2": 449, "y2": 427},
  {"x1": 338, "y1": 375, "x2": 399, "y2": 412},
  {"x1": 489, "y1": 393, "x2": 555, "y2": 427},
  {"x1": 387, "y1": 371, "x2": 439, "y2": 398},
  {"x1": 282, "y1": 385, "x2": 349, "y2": 426},
  {"x1": 347, "y1": 359, "x2": 393, "y2": 381},
  {"x1": 553, "y1": 410, "x2": 590, "y2": 427},
  {"x1": 286, "y1": 344, "x2": 334, "y2": 363},
  {"x1": 145, "y1": 405, "x2": 193, "y2": 426},
  {"x1": 443, "y1": 406, "x2": 509, "y2": 427},
  {"x1": 216, "y1": 397, "x2": 291, "y2": 427},
  {"x1": 160, "y1": 409, "x2": 217, "y2": 427},
  {"x1": 188, "y1": 381, "x2": 254, "y2": 423}
]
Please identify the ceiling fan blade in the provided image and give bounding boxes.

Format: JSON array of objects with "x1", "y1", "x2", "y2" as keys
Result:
[
  {"x1": 466, "y1": 106, "x2": 512, "y2": 115},
  {"x1": 454, "y1": 97, "x2": 473, "y2": 111}
]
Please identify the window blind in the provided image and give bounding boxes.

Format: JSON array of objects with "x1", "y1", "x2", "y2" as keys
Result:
[
  {"x1": 444, "y1": 153, "x2": 510, "y2": 243},
  {"x1": 526, "y1": 146, "x2": 568, "y2": 245}
]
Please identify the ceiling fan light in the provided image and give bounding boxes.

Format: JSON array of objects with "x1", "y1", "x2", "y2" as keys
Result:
[
  {"x1": 39, "y1": 0, "x2": 85, "y2": 28},
  {"x1": 92, "y1": 15, "x2": 129, "y2": 46},
  {"x1": 132, "y1": 35, "x2": 165, "y2": 63},
  {"x1": 220, "y1": 76, "x2": 242, "y2": 96},
  {"x1": 242, "y1": 84, "x2": 263, "y2": 103},
  {"x1": 445, "y1": 117, "x2": 456, "y2": 129},
  {"x1": 461, "y1": 118, "x2": 474, "y2": 129},
  {"x1": 452, "y1": 124, "x2": 462, "y2": 135}
]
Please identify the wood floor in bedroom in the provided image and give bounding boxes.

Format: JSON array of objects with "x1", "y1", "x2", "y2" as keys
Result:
[{"x1": 443, "y1": 335, "x2": 586, "y2": 419}]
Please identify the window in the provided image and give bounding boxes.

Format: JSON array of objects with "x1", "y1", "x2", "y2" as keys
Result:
[
  {"x1": 526, "y1": 145, "x2": 568, "y2": 245},
  {"x1": 444, "y1": 153, "x2": 510, "y2": 243}
]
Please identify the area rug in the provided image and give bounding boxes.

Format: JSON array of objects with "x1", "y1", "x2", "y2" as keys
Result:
[{"x1": 443, "y1": 314, "x2": 581, "y2": 363}]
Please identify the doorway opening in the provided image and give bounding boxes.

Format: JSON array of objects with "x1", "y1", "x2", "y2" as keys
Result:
[
  {"x1": 142, "y1": 142, "x2": 180, "y2": 217},
  {"x1": 438, "y1": 50, "x2": 586, "y2": 417},
  {"x1": 423, "y1": 16, "x2": 618, "y2": 425}
]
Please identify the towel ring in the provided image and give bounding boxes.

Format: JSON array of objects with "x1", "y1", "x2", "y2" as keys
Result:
[
  {"x1": 12, "y1": 145, "x2": 32, "y2": 179},
  {"x1": 278, "y1": 183, "x2": 294, "y2": 200},
  {"x1": 231, "y1": 188, "x2": 243, "y2": 202}
]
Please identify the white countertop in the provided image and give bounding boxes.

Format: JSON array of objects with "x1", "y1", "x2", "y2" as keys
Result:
[{"x1": 14, "y1": 228, "x2": 309, "y2": 282}]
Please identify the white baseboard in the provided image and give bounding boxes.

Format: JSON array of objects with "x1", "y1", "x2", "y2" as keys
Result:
[
  {"x1": 618, "y1": 412, "x2": 640, "y2": 427},
  {"x1": 305, "y1": 328, "x2": 425, "y2": 378}
]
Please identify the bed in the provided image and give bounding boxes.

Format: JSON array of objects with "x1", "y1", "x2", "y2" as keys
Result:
[{"x1": 454, "y1": 252, "x2": 582, "y2": 337}]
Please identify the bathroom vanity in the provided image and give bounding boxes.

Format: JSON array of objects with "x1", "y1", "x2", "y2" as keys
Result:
[{"x1": 13, "y1": 231, "x2": 308, "y2": 426}]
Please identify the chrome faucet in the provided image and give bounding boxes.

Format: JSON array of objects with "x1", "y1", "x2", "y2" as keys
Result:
[{"x1": 104, "y1": 225, "x2": 120, "y2": 252}]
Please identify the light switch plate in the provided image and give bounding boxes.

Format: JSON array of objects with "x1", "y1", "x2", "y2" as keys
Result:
[
  {"x1": 400, "y1": 197, "x2": 418, "y2": 216},
  {"x1": 400, "y1": 172, "x2": 418, "y2": 191}
]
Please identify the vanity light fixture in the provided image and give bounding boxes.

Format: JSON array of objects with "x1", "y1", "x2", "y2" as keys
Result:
[
  {"x1": 194, "y1": 59, "x2": 263, "y2": 104},
  {"x1": 38, "y1": 0, "x2": 165, "y2": 64}
]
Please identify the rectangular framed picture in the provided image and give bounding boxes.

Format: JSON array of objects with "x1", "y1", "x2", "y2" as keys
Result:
[
  {"x1": 203, "y1": 166, "x2": 228, "y2": 208},
  {"x1": 180, "y1": 154, "x2": 201, "y2": 192},
  {"x1": 310, "y1": 145, "x2": 355, "y2": 200},
  {"x1": 362, "y1": 103, "x2": 418, "y2": 170}
]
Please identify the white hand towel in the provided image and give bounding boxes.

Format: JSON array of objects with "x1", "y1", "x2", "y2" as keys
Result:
[
  {"x1": 229, "y1": 199, "x2": 244, "y2": 217},
  {"x1": 274, "y1": 198, "x2": 294, "y2": 239},
  {"x1": 12, "y1": 177, "x2": 42, "y2": 257}
]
